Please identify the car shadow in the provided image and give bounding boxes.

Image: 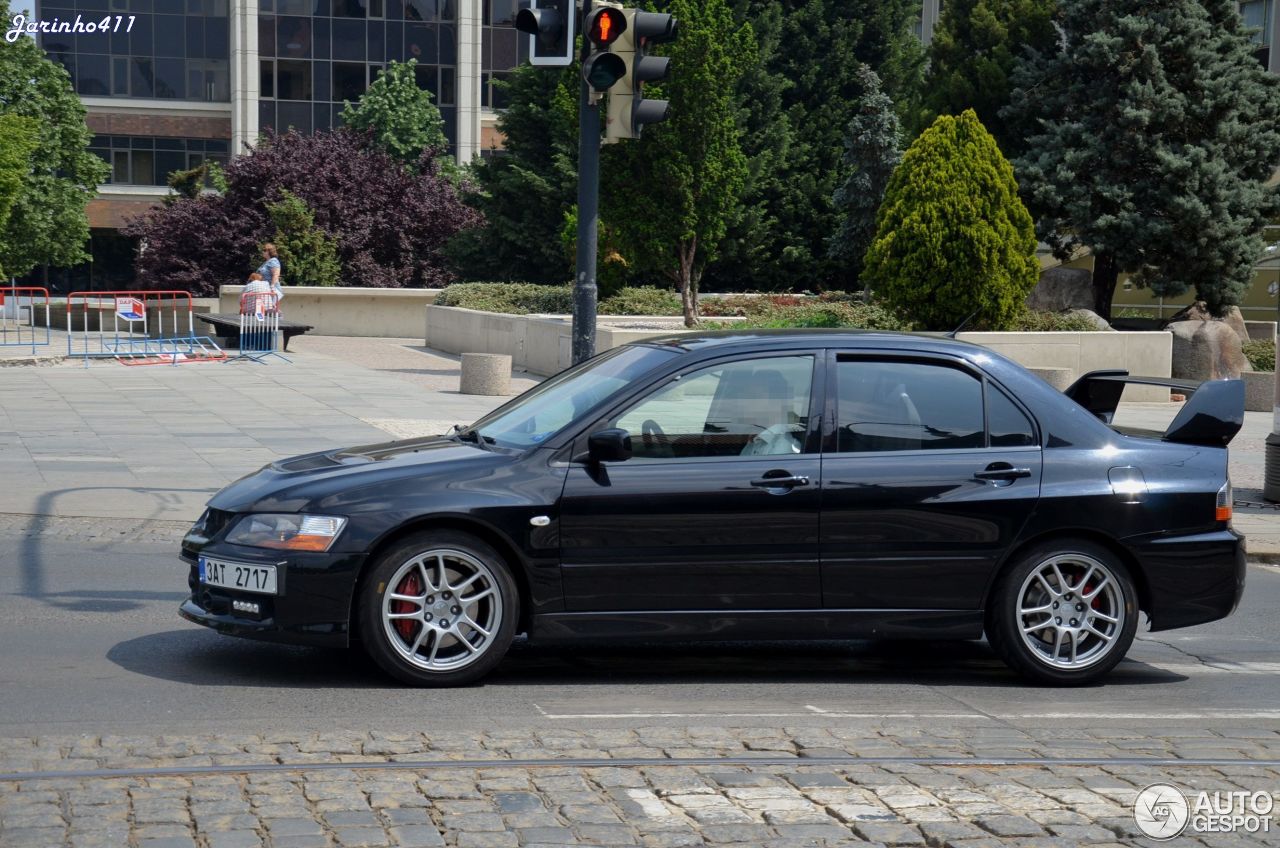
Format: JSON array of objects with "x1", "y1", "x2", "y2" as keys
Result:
[{"x1": 108, "y1": 630, "x2": 1185, "y2": 689}]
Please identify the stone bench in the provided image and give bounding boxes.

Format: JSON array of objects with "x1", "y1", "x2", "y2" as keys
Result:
[
  {"x1": 459, "y1": 352, "x2": 512, "y2": 396},
  {"x1": 198, "y1": 313, "x2": 314, "y2": 352}
]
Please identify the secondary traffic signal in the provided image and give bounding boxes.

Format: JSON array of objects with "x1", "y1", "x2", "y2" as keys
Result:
[
  {"x1": 515, "y1": 0, "x2": 575, "y2": 67},
  {"x1": 604, "y1": 9, "x2": 679, "y2": 142},
  {"x1": 581, "y1": 2, "x2": 628, "y2": 92}
]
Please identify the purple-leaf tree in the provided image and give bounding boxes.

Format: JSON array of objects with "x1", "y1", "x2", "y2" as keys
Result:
[{"x1": 125, "y1": 129, "x2": 481, "y2": 296}]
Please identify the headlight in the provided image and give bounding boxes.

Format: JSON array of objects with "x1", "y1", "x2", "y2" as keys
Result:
[{"x1": 225, "y1": 514, "x2": 347, "y2": 552}]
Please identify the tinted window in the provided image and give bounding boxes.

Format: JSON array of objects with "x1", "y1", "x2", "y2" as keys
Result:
[
  {"x1": 836, "y1": 360, "x2": 984, "y2": 452},
  {"x1": 617, "y1": 356, "x2": 814, "y2": 460},
  {"x1": 987, "y1": 384, "x2": 1037, "y2": 447},
  {"x1": 472, "y1": 345, "x2": 679, "y2": 451}
]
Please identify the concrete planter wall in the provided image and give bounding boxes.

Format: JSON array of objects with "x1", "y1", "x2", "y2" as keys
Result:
[
  {"x1": 426, "y1": 306, "x2": 1176, "y2": 394},
  {"x1": 955, "y1": 331, "x2": 1173, "y2": 402},
  {"x1": 424, "y1": 306, "x2": 719, "y2": 376},
  {"x1": 1245, "y1": 371, "x2": 1276, "y2": 413},
  {"x1": 220, "y1": 286, "x2": 442, "y2": 338}
]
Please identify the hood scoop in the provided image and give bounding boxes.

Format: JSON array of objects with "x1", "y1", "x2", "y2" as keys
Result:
[{"x1": 275, "y1": 453, "x2": 348, "y2": 472}]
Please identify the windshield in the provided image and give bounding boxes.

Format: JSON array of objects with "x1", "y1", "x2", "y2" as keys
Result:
[{"x1": 471, "y1": 344, "x2": 681, "y2": 450}]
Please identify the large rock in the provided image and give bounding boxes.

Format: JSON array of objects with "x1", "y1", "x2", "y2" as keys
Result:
[
  {"x1": 1169, "y1": 320, "x2": 1252, "y2": 381},
  {"x1": 1027, "y1": 267, "x2": 1095, "y2": 312},
  {"x1": 1167, "y1": 301, "x2": 1249, "y2": 344}
]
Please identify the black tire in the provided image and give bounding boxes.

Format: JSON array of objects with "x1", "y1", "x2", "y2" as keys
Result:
[
  {"x1": 358, "y1": 530, "x2": 519, "y2": 687},
  {"x1": 987, "y1": 538, "x2": 1139, "y2": 686}
]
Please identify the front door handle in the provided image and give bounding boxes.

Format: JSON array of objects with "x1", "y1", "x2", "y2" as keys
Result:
[
  {"x1": 974, "y1": 463, "x2": 1032, "y2": 482},
  {"x1": 751, "y1": 473, "x2": 810, "y2": 489}
]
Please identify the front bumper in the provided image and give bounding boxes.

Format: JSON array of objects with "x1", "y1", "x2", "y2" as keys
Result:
[
  {"x1": 1125, "y1": 527, "x2": 1246, "y2": 631},
  {"x1": 179, "y1": 544, "x2": 365, "y2": 648}
]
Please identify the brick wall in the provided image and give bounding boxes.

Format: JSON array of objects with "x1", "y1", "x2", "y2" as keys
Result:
[
  {"x1": 480, "y1": 123, "x2": 506, "y2": 152},
  {"x1": 87, "y1": 197, "x2": 164, "y2": 229},
  {"x1": 86, "y1": 112, "x2": 231, "y2": 140}
]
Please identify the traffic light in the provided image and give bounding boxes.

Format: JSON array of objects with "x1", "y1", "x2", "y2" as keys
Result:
[
  {"x1": 581, "y1": 2, "x2": 628, "y2": 93},
  {"x1": 515, "y1": 0, "x2": 575, "y2": 67},
  {"x1": 605, "y1": 9, "x2": 679, "y2": 142}
]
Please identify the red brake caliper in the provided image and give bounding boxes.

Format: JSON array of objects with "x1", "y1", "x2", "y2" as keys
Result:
[{"x1": 393, "y1": 573, "x2": 421, "y2": 640}]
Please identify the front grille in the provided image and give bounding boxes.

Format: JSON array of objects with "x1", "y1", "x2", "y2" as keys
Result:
[{"x1": 204, "y1": 508, "x2": 236, "y2": 539}]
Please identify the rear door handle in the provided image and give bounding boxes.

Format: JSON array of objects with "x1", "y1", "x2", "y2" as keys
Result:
[
  {"x1": 751, "y1": 474, "x2": 810, "y2": 489},
  {"x1": 974, "y1": 464, "x2": 1032, "y2": 482}
]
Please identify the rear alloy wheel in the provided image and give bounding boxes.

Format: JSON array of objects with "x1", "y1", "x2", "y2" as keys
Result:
[
  {"x1": 359, "y1": 531, "x2": 518, "y2": 686},
  {"x1": 988, "y1": 540, "x2": 1138, "y2": 685}
]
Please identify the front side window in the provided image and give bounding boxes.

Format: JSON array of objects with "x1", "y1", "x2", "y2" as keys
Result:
[
  {"x1": 616, "y1": 356, "x2": 814, "y2": 460},
  {"x1": 836, "y1": 359, "x2": 984, "y2": 453},
  {"x1": 472, "y1": 345, "x2": 679, "y2": 450}
]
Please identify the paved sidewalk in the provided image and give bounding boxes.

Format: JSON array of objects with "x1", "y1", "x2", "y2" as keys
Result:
[
  {"x1": 0, "y1": 339, "x2": 531, "y2": 521},
  {"x1": 2, "y1": 726, "x2": 1278, "y2": 848}
]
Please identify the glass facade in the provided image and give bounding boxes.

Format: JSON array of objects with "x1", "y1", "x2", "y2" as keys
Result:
[
  {"x1": 1241, "y1": 0, "x2": 1273, "y2": 67},
  {"x1": 257, "y1": 0, "x2": 475, "y2": 144},
  {"x1": 89, "y1": 135, "x2": 230, "y2": 185},
  {"x1": 481, "y1": 0, "x2": 521, "y2": 110},
  {"x1": 38, "y1": 0, "x2": 231, "y2": 101}
]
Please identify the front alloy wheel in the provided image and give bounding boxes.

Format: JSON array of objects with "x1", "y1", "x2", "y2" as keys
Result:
[
  {"x1": 989, "y1": 539, "x2": 1138, "y2": 685},
  {"x1": 360, "y1": 531, "x2": 517, "y2": 686}
]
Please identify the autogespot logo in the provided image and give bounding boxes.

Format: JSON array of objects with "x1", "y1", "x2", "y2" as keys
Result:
[
  {"x1": 1134, "y1": 784, "x2": 1190, "y2": 840},
  {"x1": 1134, "y1": 783, "x2": 1276, "y2": 840}
]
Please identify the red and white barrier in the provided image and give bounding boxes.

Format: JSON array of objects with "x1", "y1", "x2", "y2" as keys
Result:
[{"x1": 66, "y1": 290, "x2": 225, "y2": 366}]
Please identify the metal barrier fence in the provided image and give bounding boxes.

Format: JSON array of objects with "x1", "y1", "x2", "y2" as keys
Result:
[
  {"x1": 66, "y1": 290, "x2": 225, "y2": 366},
  {"x1": 228, "y1": 291, "x2": 289, "y2": 363},
  {"x1": 0, "y1": 286, "x2": 51, "y2": 355}
]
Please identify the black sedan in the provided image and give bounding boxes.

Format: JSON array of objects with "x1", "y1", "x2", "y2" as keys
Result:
[{"x1": 179, "y1": 330, "x2": 1246, "y2": 686}]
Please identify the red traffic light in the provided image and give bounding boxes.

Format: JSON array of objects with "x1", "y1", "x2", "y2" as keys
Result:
[{"x1": 586, "y1": 7, "x2": 627, "y2": 47}]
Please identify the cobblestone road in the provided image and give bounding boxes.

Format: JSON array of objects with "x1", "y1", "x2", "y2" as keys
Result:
[{"x1": 2, "y1": 728, "x2": 1278, "y2": 848}]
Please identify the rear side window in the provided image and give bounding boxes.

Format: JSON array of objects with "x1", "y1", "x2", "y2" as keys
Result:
[
  {"x1": 987, "y1": 384, "x2": 1037, "y2": 447},
  {"x1": 836, "y1": 360, "x2": 984, "y2": 452},
  {"x1": 834, "y1": 358, "x2": 1038, "y2": 452}
]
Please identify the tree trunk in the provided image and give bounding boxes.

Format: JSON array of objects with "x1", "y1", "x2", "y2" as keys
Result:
[
  {"x1": 1092, "y1": 252, "x2": 1119, "y2": 320},
  {"x1": 678, "y1": 239, "x2": 699, "y2": 328}
]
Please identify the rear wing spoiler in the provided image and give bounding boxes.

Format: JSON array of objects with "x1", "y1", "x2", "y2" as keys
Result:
[{"x1": 1062, "y1": 370, "x2": 1244, "y2": 447}]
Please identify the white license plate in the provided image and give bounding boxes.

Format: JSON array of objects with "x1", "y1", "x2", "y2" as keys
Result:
[{"x1": 199, "y1": 557, "x2": 278, "y2": 595}]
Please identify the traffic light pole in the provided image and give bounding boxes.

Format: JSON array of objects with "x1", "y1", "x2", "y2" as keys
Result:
[{"x1": 572, "y1": 77, "x2": 600, "y2": 365}]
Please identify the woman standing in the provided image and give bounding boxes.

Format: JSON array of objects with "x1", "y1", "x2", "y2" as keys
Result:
[{"x1": 256, "y1": 244, "x2": 284, "y2": 305}]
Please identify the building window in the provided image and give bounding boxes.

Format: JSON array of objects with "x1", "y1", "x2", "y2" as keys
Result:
[
  {"x1": 90, "y1": 136, "x2": 229, "y2": 187},
  {"x1": 38, "y1": 0, "x2": 230, "y2": 103},
  {"x1": 276, "y1": 60, "x2": 313, "y2": 100},
  {"x1": 1242, "y1": 0, "x2": 1272, "y2": 45},
  {"x1": 333, "y1": 61, "x2": 367, "y2": 101}
]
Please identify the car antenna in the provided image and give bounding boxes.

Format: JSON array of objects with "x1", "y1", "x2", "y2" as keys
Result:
[{"x1": 946, "y1": 310, "x2": 981, "y2": 339}]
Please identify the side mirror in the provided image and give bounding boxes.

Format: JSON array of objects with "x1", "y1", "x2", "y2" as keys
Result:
[{"x1": 587, "y1": 428, "x2": 632, "y2": 463}]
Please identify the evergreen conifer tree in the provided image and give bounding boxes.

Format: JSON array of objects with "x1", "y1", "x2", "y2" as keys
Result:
[
  {"x1": 829, "y1": 66, "x2": 903, "y2": 290},
  {"x1": 863, "y1": 110, "x2": 1039, "y2": 330},
  {"x1": 1006, "y1": 0, "x2": 1280, "y2": 317},
  {"x1": 917, "y1": 0, "x2": 1057, "y2": 154}
]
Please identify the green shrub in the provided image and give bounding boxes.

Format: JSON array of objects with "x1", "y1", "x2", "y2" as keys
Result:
[
  {"x1": 1244, "y1": 338, "x2": 1276, "y2": 372},
  {"x1": 600, "y1": 287, "x2": 682, "y2": 316},
  {"x1": 1006, "y1": 310, "x2": 1109, "y2": 332},
  {"x1": 435, "y1": 282, "x2": 574, "y2": 314},
  {"x1": 267, "y1": 190, "x2": 342, "y2": 287},
  {"x1": 863, "y1": 110, "x2": 1039, "y2": 331},
  {"x1": 711, "y1": 297, "x2": 914, "y2": 331}
]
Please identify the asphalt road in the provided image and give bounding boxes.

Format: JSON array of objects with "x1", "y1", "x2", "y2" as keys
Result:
[{"x1": 2, "y1": 526, "x2": 1278, "y2": 740}]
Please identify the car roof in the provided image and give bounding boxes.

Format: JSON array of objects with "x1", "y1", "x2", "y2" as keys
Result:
[{"x1": 635, "y1": 328, "x2": 987, "y2": 357}]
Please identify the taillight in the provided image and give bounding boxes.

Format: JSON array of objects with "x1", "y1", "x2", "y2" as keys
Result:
[{"x1": 1216, "y1": 480, "x2": 1232, "y2": 523}]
